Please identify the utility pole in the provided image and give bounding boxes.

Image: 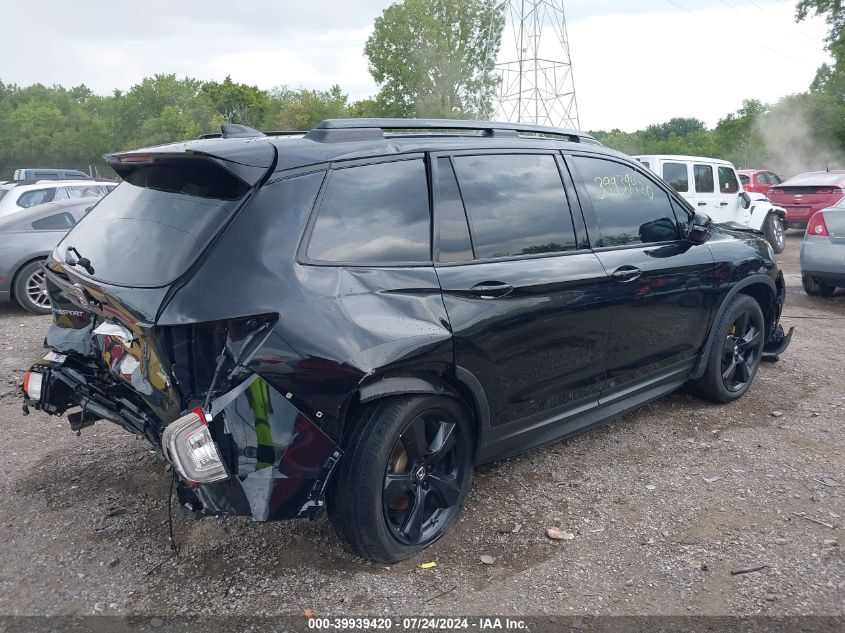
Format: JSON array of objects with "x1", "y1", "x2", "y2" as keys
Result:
[{"x1": 494, "y1": 0, "x2": 580, "y2": 129}]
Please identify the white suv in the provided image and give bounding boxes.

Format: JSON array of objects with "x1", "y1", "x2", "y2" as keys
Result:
[
  {"x1": 0, "y1": 180, "x2": 116, "y2": 219},
  {"x1": 635, "y1": 155, "x2": 786, "y2": 253}
]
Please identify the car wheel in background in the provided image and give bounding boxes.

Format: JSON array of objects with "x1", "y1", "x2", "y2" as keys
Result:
[
  {"x1": 763, "y1": 214, "x2": 786, "y2": 254},
  {"x1": 13, "y1": 260, "x2": 52, "y2": 315},
  {"x1": 327, "y1": 395, "x2": 474, "y2": 563},
  {"x1": 802, "y1": 275, "x2": 836, "y2": 297},
  {"x1": 692, "y1": 294, "x2": 765, "y2": 403}
]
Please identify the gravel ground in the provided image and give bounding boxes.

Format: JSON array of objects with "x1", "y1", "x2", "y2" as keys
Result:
[{"x1": 0, "y1": 232, "x2": 842, "y2": 619}]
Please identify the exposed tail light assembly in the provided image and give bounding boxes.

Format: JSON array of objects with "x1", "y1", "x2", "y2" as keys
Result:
[
  {"x1": 22, "y1": 371, "x2": 44, "y2": 402},
  {"x1": 807, "y1": 212, "x2": 829, "y2": 237},
  {"x1": 814, "y1": 187, "x2": 843, "y2": 196},
  {"x1": 161, "y1": 408, "x2": 228, "y2": 484}
]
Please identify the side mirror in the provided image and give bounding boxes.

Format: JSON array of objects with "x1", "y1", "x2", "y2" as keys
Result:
[
  {"x1": 688, "y1": 212, "x2": 712, "y2": 244},
  {"x1": 739, "y1": 192, "x2": 751, "y2": 209}
]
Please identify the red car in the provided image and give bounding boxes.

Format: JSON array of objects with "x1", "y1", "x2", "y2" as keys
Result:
[
  {"x1": 768, "y1": 171, "x2": 845, "y2": 230},
  {"x1": 737, "y1": 169, "x2": 782, "y2": 196}
]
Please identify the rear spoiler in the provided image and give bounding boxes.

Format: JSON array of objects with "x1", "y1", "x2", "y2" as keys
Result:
[{"x1": 105, "y1": 138, "x2": 276, "y2": 187}]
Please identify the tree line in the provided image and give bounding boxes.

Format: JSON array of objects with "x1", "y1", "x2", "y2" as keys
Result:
[{"x1": 0, "y1": 0, "x2": 841, "y2": 180}]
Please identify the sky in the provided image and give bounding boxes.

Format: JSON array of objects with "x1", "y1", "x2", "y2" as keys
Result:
[{"x1": 0, "y1": 0, "x2": 831, "y2": 132}]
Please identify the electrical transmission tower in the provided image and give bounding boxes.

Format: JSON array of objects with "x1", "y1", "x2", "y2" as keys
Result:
[{"x1": 493, "y1": 0, "x2": 580, "y2": 130}]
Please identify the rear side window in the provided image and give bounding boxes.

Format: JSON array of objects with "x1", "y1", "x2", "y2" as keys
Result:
[
  {"x1": 662, "y1": 163, "x2": 689, "y2": 192},
  {"x1": 434, "y1": 158, "x2": 474, "y2": 263},
  {"x1": 306, "y1": 160, "x2": 430, "y2": 264},
  {"x1": 17, "y1": 188, "x2": 55, "y2": 208},
  {"x1": 768, "y1": 172, "x2": 782, "y2": 185},
  {"x1": 694, "y1": 165, "x2": 714, "y2": 193},
  {"x1": 451, "y1": 154, "x2": 577, "y2": 259},
  {"x1": 718, "y1": 167, "x2": 739, "y2": 194},
  {"x1": 573, "y1": 156, "x2": 681, "y2": 247},
  {"x1": 31, "y1": 212, "x2": 76, "y2": 231},
  {"x1": 739, "y1": 174, "x2": 750, "y2": 185},
  {"x1": 57, "y1": 160, "x2": 249, "y2": 286}
]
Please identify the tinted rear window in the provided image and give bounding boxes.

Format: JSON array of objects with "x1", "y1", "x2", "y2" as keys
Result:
[
  {"x1": 452, "y1": 154, "x2": 577, "y2": 259},
  {"x1": 57, "y1": 160, "x2": 248, "y2": 286},
  {"x1": 306, "y1": 160, "x2": 431, "y2": 264}
]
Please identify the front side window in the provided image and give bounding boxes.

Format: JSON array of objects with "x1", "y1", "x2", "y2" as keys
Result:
[
  {"x1": 573, "y1": 156, "x2": 681, "y2": 247},
  {"x1": 662, "y1": 163, "x2": 689, "y2": 193},
  {"x1": 718, "y1": 167, "x2": 740, "y2": 194},
  {"x1": 17, "y1": 188, "x2": 55, "y2": 208},
  {"x1": 306, "y1": 160, "x2": 430, "y2": 264},
  {"x1": 451, "y1": 154, "x2": 577, "y2": 259},
  {"x1": 694, "y1": 165, "x2": 714, "y2": 193}
]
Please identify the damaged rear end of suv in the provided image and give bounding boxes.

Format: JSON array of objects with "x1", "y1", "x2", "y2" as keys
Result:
[
  {"x1": 21, "y1": 135, "x2": 343, "y2": 525},
  {"x1": 21, "y1": 119, "x2": 793, "y2": 564}
]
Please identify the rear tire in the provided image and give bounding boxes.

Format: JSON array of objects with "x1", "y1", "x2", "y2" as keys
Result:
[
  {"x1": 692, "y1": 294, "x2": 765, "y2": 404},
  {"x1": 327, "y1": 395, "x2": 474, "y2": 563},
  {"x1": 763, "y1": 214, "x2": 785, "y2": 254},
  {"x1": 13, "y1": 260, "x2": 52, "y2": 315},
  {"x1": 802, "y1": 275, "x2": 836, "y2": 297}
]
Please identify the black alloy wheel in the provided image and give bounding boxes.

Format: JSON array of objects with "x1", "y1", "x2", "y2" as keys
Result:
[
  {"x1": 691, "y1": 294, "x2": 765, "y2": 403},
  {"x1": 720, "y1": 309, "x2": 762, "y2": 393},
  {"x1": 383, "y1": 411, "x2": 466, "y2": 545},
  {"x1": 327, "y1": 395, "x2": 473, "y2": 563}
]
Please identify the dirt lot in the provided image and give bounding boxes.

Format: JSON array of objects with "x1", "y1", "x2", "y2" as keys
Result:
[{"x1": 0, "y1": 232, "x2": 842, "y2": 620}]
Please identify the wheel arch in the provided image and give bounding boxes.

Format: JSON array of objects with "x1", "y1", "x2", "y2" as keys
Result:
[
  {"x1": 338, "y1": 368, "x2": 490, "y2": 460},
  {"x1": 691, "y1": 275, "x2": 776, "y2": 379},
  {"x1": 10, "y1": 254, "x2": 50, "y2": 297},
  {"x1": 748, "y1": 202, "x2": 786, "y2": 231},
  {"x1": 11, "y1": 254, "x2": 49, "y2": 283}
]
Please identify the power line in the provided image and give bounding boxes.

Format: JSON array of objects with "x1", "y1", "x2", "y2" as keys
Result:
[{"x1": 664, "y1": 0, "x2": 694, "y2": 14}]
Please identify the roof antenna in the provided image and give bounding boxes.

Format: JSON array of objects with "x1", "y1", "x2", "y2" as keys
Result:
[{"x1": 220, "y1": 123, "x2": 265, "y2": 139}]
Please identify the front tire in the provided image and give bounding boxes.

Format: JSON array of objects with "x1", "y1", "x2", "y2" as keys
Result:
[
  {"x1": 763, "y1": 214, "x2": 786, "y2": 254},
  {"x1": 327, "y1": 395, "x2": 474, "y2": 563},
  {"x1": 802, "y1": 275, "x2": 836, "y2": 297},
  {"x1": 692, "y1": 294, "x2": 765, "y2": 403},
  {"x1": 13, "y1": 260, "x2": 52, "y2": 315}
]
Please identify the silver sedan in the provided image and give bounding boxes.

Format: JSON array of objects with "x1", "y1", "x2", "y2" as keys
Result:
[
  {"x1": 0, "y1": 198, "x2": 99, "y2": 314},
  {"x1": 801, "y1": 198, "x2": 845, "y2": 297}
]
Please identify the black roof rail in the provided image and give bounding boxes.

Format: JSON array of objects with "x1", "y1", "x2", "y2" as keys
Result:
[
  {"x1": 304, "y1": 118, "x2": 596, "y2": 144},
  {"x1": 200, "y1": 127, "x2": 307, "y2": 140}
]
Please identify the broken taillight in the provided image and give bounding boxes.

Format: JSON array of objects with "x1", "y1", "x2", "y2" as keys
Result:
[
  {"x1": 161, "y1": 409, "x2": 228, "y2": 484},
  {"x1": 22, "y1": 371, "x2": 44, "y2": 402}
]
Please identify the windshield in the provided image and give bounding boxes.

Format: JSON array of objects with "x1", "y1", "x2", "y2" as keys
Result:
[{"x1": 57, "y1": 160, "x2": 248, "y2": 287}]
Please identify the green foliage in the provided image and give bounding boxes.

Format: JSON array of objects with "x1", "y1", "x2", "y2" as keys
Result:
[
  {"x1": 0, "y1": 0, "x2": 841, "y2": 179},
  {"x1": 0, "y1": 75, "x2": 360, "y2": 178},
  {"x1": 266, "y1": 85, "x2": 350, "y2": 130},
  {"x1": 364, "y1": 0, "x2": 504, "y2": 118}
]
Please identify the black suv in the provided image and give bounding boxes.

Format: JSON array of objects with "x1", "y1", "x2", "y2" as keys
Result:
[{"x1": 22, "y1": 119, "x2": 792, "y2": 563}]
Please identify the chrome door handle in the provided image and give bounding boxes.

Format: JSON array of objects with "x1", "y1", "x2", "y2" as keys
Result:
[
  {"x1": 469, "y1": 282, "x2": 513, "y2": 299},
  {"x1": 697, "y1": 202, "x2": 707, "y2": 207},
  {"x1": 611, "y1": 266, "x2": 642, "y2": 282}
]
